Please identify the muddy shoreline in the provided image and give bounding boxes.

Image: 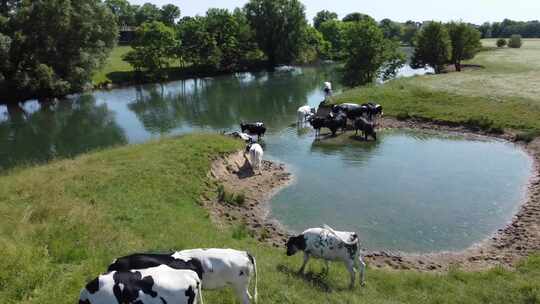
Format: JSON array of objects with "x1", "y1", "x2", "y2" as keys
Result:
[{"x1": 203, "y1": 118, "x2": 540, "y2": 271}]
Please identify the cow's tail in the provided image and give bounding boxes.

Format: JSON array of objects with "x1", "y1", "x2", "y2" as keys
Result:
[
  {"x1": 197, "y1": 280, "x2": 204, "y2": 304},
  {"x1": 247, "y1": 252, "x2": 258, "y2": 303},
  {"x1": 323, "y1": 224, "x2": 357, "y2": 245}
]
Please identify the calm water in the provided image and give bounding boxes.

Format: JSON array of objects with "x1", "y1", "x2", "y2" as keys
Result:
[{"x1": 0, "y1": 64, "x2": 531, "y2": 252}]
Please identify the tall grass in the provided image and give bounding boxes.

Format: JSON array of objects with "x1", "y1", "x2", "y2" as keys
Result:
[{"x1": 1, "y1": 134, "x2": 540, "y2": 303}]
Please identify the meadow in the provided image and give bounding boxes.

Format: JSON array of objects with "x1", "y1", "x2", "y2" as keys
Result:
[
  {"x1": 335, "y1": 39, "x2": 540, "y2": 135},
  {"x1": 1, "y1": 134, "x2": 540, "y2": 304}
]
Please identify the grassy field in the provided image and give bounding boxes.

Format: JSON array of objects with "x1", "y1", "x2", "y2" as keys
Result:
[
  {"x1": 335, "y1": 39, "x2": 540, "y2": 134},
  {"x1": 1, "y1": 134, "x2": 540, "y2": 304},
  {"x1": 92, "y1": 46, "x2": 133, "y2": 85}
]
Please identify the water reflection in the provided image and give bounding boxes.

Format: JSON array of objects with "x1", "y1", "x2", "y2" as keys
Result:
[{"x1": 0, "y1": 96, "x2": 126, "y2": 170}]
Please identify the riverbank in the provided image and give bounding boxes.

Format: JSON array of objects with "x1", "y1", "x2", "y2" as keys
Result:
[{"x1": 3, "y1": 133, "x2": 540, "y2": 303}]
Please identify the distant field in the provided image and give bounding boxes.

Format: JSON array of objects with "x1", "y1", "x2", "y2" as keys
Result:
[{"x1": 336, "y1": 39, "x2": 540, "y2": 133}]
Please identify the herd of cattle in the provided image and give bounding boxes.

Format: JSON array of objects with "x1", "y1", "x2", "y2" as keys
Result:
[
  {"x1": 79, "y1": 226, "x2": 365, "y2": 304},
  {"x1": 79, "y1": 97, "x2": 377, "y2": 303}
]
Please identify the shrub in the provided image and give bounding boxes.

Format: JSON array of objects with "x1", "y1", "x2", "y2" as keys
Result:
[
  {"x1": 508, "y1": 35, "x2": 523, "y2": 48},
  {"x1": 396, "y1": 111, "x2": 411, "y2": 121},
  {"x1": 465, "y1": 116, "x2": 503, "y2": 134},
  {"x1": 496, "y1": 38, "x2": 507, "y2": 48},
  {"x1": 232, "y1": 223, "x2": 250, "y2": 240},
  {"x1": 234, "y1": 193, "x2": 246, "y2": 206}
]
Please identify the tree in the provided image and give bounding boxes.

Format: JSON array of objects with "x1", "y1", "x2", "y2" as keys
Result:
[
  {"x1": 342, "y1": 12, "x2": 374, "y2": 23},
  {"x1": 508, "y1": 34, "x2": 523, "y2": 48},
  {"x1": 160, "y1": 4, "x2": 180, "y2": 26},
  {"x1": 124, "y1": 21, "x2": 177, "y2": 80},
  {"x1": 244, "y1": 0, "x2": 308, "y2": 68},
  {"x1": 318, "y1": 19, "x2": 348, "y2": 60},
  {"x1": 496, "y1": 38, "x2": 507, "y2": 47},
  {"x1": 135, "y1": 3, "x2": 161, "y2": 25},
  {"x1": 401, "y1": 21, "x2": 419, "y2": 45},
  {"x1": 105, "y1": 0, "x2": 136, "y2": 26},
  {"x1": 298, "y1": 26, "x2": 331, "y2": 63},
  {"x1": 313, "y1": 10, "x2": 337, "y2": 30},
  {"x1": 411, "y1": 22, "x2": 451, "y2": 74},
  {"x1": 379, "y1": 18, "x2": 402, "y2": 40},
  {"x1": 447, "y1": 22, "x2": 481, "y2": 71},
  {"x1": 0, "y1": 0, "x2": 117, "y2": 100},
  {"x1": 177, "y1": 17, "x2": 221, "y2": 68},
  {"x1": 342, "y1": 19, "x2": 405, "y2": 86}
]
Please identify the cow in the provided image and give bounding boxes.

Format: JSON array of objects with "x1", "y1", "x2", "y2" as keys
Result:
[
  {"x1": 106, "y1": 249, "x2": 258, "y2": 304},
  {"x1": 173, "y1": 249, "x2": 258, "y2": 304},
  {"x1": 247, "y1": 143, "x2": 264, "y2": 173},
  {"x1": 297, "y1": 106, "x2": 315, "y2": 125},
  {"x1": 79, "y1": 265, "x2": 203, "y2": 304},
  {"x1": 230, "y1": 132, "x2": 255, "y2": 143},
  {"x1": 107, "y1": 253, "x2": 204, "y2": 280},
  {"x1": 326, "y1": 111, "x2": 347, "y2": 136},
  {"x1": 285, "y1": 225, "x2": 366, "y2": 289},
  {"x1": 309, "y1": 116, "x2": 326, "y2": 137},
  {"x1": 240, "y1": 122, "x2": 266, "y2": 140},
  {"x1": 354, "y1": 117, "x2": 377, "y2": 141},
  {"x1": 361, "y1": 103, "x2": 384, "y2": 124}
]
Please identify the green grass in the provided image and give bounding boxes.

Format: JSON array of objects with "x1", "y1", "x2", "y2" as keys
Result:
[
  {"x1": 1, "y1": 134, "x2": 540, "y2": 304},
  {"x1": 92, "y1": 46, "x2": 133, "y2": 85},
  {"x1": 335, "y1": 39, "x2": 540, "y2": 134}
]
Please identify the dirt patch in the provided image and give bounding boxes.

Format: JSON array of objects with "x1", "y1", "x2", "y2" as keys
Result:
[
  {"x1": 444, "y1": 64, "x2": 485, "y2": 73},
  {"x1": 203, "y1": 119, "x2": 540, "y2": 272},
  {"x1": 202, "y1": 151, "x2": 292, "y2": 247}
]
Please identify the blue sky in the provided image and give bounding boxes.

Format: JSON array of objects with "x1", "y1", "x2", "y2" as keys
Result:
[{"x1": 130, "y1": 0, "x2": 540, "y2": 24}]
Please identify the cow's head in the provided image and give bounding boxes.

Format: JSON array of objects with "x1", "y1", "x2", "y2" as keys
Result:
[{"x1": 286, "y1": 235, "x2": 306, "y2": 256}]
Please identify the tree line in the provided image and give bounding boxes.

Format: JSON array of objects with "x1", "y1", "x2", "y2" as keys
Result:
[
  {"x1": 479, "y1": 19, "x2": 540, "y2": 38},
  {"x1": 0, "y1": 0, "x2": 516, "y2": 102}
]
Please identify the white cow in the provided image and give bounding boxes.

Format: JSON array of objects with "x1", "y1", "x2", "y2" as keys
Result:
[
  {"x1": 173, "y1": 249, "x2": 258, "y2": 304},
  {"x1": 247, "y1": 143, "x2": 263, "y2": 173},
  {"x1": 297, "y1": 105, "x2": 315, "y2": 124},
  {"x1": 79, "y1": 265, "x2": 203, "y2": 304},
  {"x1": 285, "y1": 225, "x2": 366, "y2": 288}
]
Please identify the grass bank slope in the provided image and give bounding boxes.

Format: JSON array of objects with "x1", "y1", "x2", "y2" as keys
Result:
[
  {"x1": 335, "y1": 39, "x2": 540, "y2": 133},
  {"x1": 92, "y1": 46, "x2": 133, "y2": 86},
  {"x1": 1, "y1": 134, "x2": 540, "y2": 304}
]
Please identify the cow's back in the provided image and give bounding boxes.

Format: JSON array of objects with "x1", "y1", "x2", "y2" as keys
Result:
[
  {"x1": 303, "y1": 228, "x2": 358, "y2": 261},
  {"x1": 174, "y1": 249, "x2": 253, "y2": 290}
]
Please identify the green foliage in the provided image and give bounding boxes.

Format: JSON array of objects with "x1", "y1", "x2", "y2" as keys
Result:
[
  {"x1": 515, "y1": 130, "x2": 540, "y2": 143},
  {"x1": 244, "y1": 0, "x2": 308, "y2": 67},
  {"x1": 508, "y1": 34, "x2": 523, "y2": 48},
  {"x1": 447, "y1": 22, "x2": 482, "y2": 71},
  {"x1": 401, "y1": 21, "x2": 420, "y2": 45},
  {"x1": 411, "y1": 22, "x2": 452, "y2": 74},
  {"x1": 477, "y1": 19, "x2": 540, "y2": 38},
  {"x1": 313, "y1": 10, "x2": 337, "y2": 30},
  {"x1": 123, "y1": 21, "x2": 178, "y2": 80},
  {"x1": 342, "y1": 12, "x2": 374, "y2": 23},
  {"x1": 231, "y1": 223, "x2": 250, "y2": 240},
  {"x1": 464, "y1": 116, "x2": 503, "y2": 133},
  {"x1": 496, "y1": 38, "x2": 508, "y2": 47},
  {"x1": 217, "y1": 184, "x2": 245, "y2": 206},
  {"x1": 318, "y1": 19, "x2": 348, "y2": 60},
  {"x1": 159, "y1": 4, "x2": 180, "y2": 26},
  {"x1": 0, "y1": 0, "x2": 117, "y2": 100},
  {"x1": 342, "y1": 19, "x2": 405, "y2": 86},
  {"x1": 297, "y1": 26, "x2": 331, "y2": 63},
  {"x1": 135, "y1": 2, "x2": 161, "y2": 25},
  {"x1": 379, "y1": 18, "x2": 402, "y2": 40},
  {"x1": 105, "y1": 0, "x2": 136, "y2": 26}
]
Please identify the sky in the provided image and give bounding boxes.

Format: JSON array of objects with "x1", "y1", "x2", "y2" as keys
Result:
[{"x1": 130, "y1": 0, "x2": 540, "y2": 24}]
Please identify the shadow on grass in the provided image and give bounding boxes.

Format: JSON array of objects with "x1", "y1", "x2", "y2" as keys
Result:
[{"x1": 276, "y1": 264, "x2": 336, "y2": 293}]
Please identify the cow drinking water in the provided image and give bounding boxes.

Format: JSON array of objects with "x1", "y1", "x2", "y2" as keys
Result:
[
  {"x1": 240, "y1": 122, "x2": 266, "y2": 140},
  {"x1": 285, "y1": 225, "x2": 366, "y2": 288}
]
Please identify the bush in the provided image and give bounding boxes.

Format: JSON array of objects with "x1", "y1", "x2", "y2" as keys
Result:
[
  {"x1": 396, "y1": 111, "x2": 411, "y2": 121},
  {"x1": 465, "y1": 116, "x2": 503, "y2": 133},
  {"x1": 496, "y1": 38, "x2": 507, "y2": 48},
  {"x1": 231, "y1": 223, "x2": 250, "y2": 240},
  {"x1": 217, "y1": 184, "x2": 246, "y2": 206},
  {"x1": 515, "y1": 130, "x2": 540, "y2": 143},
  {"x1": 508, "y1": 35, "x2": 523, "y2": 48}
]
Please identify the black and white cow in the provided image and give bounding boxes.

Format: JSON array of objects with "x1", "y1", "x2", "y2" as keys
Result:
[
  {"x1": 79, "y1": 265, "x2": 203, "y2": 304},
  {"x1": 309, "y1": 116, "x2": 326, "y2": 137},
  {"x1": 354, "y1": 117, "x2": 377, "y2": 141},
  {"x1": 107, "y1": 249, "x2": 258, "y2": 304},
  {"x1": 240, "y1": 122, "x2": 266, "y2": 140},
  {"x1": 326, "y1": 111, "x2": 348, "y2": 136},
  {"x1": 286, "y1": 225, "x2": 366, "y2": 288}
]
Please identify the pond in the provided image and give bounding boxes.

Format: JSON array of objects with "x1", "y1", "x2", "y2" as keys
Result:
[{"x1": 0, "y1": 63, "x2": 531, "y2": 253}]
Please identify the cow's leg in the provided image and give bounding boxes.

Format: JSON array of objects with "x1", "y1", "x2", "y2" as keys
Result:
[
  {"x1": 358, "y1": 254, "x2": 366, "y2": 287},
  {"x1": 344, "y1": 259, "x2": 356, "y2": 289},
  {"x1": 298, "y1": 252, "x2": 310, "y2": 274},
  {"x1": 234, "y1": 285, "x2": 252, "y2": 304}
]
